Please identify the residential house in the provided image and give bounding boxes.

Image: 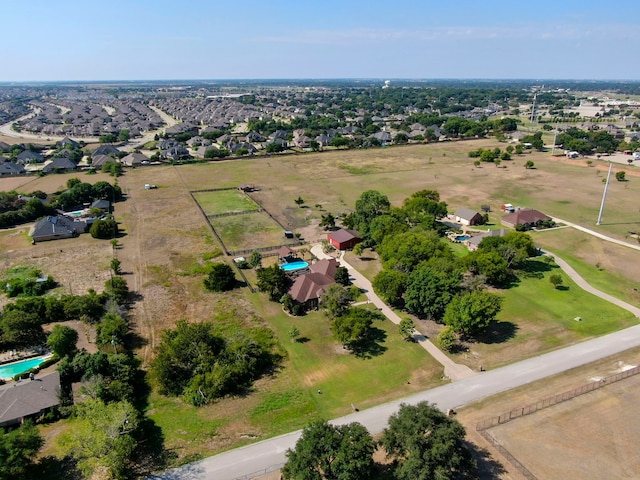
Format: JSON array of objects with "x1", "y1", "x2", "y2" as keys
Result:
[
  {"x1": 92, "y1": 145, "x2": 121, "y2": 157},
  {"x1": 120, "y1": 152, "x2": 148, "y2": 167},
  {"x1": 465, "y1": 229, "x2": 508, "y2": 251},
  {"x1": 0, "y1": 371, "x2": 61, "y2": 428},
  {"x1": 16, "y1": 150, "x2": 44, "y2": 164},
  {"x1": 57, "y1": 137, "x2": 79, "y2": 149},
  {"x1": 0, "y1": 162, "x2": 25, "y2": 176},
  {"x1": 42, "y1": 158, "x2": 77, "y2": 173},
  {"x1": 501, "y1": 209, "x2": 551, "y2": 229},
  {"x1": 30, "y1": 215, "x2": 87, "y2": 243},
  {"x1": 91, "y1": 154, "x2": 113, "y2": 168},
  {"x1": 288, "y1": 258, "x2": 339, "y2": 310},
  {"x1": 90, "y1": 199, "x2": 111, "y2": 212},
  {"x1": 327, "y1": 229, "x2": 362, "y2": 250},
  {"x1": 454, "y1": 207, "x2": 484, "y2": 226}
]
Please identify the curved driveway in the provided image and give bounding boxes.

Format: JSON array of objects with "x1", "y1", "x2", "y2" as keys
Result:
[{"x1": 153, "y1": 243, "x2": 640, "y2": 480}]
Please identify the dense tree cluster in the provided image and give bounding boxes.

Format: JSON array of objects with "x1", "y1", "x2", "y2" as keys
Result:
[
  {"x1": 557, "y1": 127, "x2": 620, "y2": 154},
  {"x1": 0, "y1": 191, "x2": 55, "y2": 228},
  {"x1": 151, "y1": 320, "x2": 281, "y2": 406},
  {"x1": 283, "y1": 402, "x2": 475, "y2": 480}
]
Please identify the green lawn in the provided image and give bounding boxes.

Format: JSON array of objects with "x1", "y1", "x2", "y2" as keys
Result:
[
  {"x1": 458, "y1": 257, "x2": 638, "y2": 369},
  {"x1": 250, "y1": 296, "x2": 445, "y2": 420},
  {"x1": 193, "y1": 190, "x2": 259, "y2": 216},
  {"x1": 210, "y1": 212, "x2": 290, "y2": 251}
]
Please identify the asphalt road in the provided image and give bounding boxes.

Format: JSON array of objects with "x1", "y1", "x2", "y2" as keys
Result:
[{"x1": 154, "y1": 320, "x2": 640, "y2": 480}]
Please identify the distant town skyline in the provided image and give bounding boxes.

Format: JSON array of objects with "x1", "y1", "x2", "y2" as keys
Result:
[{"x1": 3, "y1": 0, "x2": 639, "y2": 82}]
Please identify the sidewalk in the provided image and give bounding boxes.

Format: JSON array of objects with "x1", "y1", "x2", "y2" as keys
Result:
[{"x1": 310, "y1": 244, "x2": 476, "y2": 381}]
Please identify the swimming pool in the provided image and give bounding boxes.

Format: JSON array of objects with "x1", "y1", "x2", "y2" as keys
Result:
[
  {"x1": 0, "y1": 355, "x2": 52, "y2": 379},
  {"x1": 280, "y1": 261, "x2": 309, "y2": 272},
  {"x1": 454, "y1": 235, "x2": 471, "y2": 242}
]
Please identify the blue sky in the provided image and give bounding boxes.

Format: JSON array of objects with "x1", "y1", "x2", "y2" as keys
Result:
[{"x1": 3, "y1": 0, "x2": 638, "y2": 81}]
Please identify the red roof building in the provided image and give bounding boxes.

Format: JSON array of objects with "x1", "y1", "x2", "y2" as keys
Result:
[
  {"x1": 501, "y1": 209, "x2": 551, "y2": 229},
  {"x1": 327, "y1": 229, "x2": 362, "y2": 250},
  {"x1": 288, "y1": 258, "x2": 339, "y2": 309}
]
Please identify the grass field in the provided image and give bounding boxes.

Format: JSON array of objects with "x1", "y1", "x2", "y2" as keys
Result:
[
  {"x1": 446, "y1": 257, "x2": 637, "y2": 370},
  {"x1": 192, "y1": 190, "x2": 259, "y2": 216},
  {"x1": 1, "y1": 141, "x2": 639, "y2": 467},
  {"x1": 209, "y1": 212, "x2": 290, "y2": 252}
]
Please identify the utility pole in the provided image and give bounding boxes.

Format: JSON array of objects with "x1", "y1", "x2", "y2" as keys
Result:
[
  {"x1": 551, "y1": 124, "x2": 559, "y2": 156},
  {"x1": 596, "y1": 162, "x2": 613, "y2": 225}
]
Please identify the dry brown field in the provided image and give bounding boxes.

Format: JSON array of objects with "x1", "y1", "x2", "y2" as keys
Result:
[{"x1": 458, "y1": 347, "x2": 640, "y2": 479}]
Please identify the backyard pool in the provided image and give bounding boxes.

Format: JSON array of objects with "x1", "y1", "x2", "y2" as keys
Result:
[
  {"x1": 0, "y1": 355, "x2": 52, "y2": 379},
  {"x1": 280, "y1": 261, "x2": 309, "y2": 272},
  {"x1": 454, "y1": 235, "x2": 471, "y2": 242}
]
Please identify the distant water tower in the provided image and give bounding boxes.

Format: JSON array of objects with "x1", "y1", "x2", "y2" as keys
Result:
[{"x1": 382, "y1": 80, "x2": 390, "y2": 89}]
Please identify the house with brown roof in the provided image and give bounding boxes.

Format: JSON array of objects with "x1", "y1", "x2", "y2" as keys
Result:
[
  {"x1": 501, "y1": 209, "x2": 551, "y2": 229},
  {"x1": 327, "y1": 229, "x2": 361, "y2": 250},
  {"x1": 465, "y1": 229, "x2": 508, "y2": 251},
  {"x1": 288, "y1": 258, "x2": 339, "y2": 310},
  {"x1": 0, "y1": 371, "x2": 61, "y2": 428},
  {"x1": 453, "y1": 207, "x2": 484, "y2": 226}
]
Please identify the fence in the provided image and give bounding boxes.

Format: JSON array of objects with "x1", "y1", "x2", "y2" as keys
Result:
[
  {"x1": 476, "y1": 365, "x2": 640, "y2": 431},
  {"x1": 207, "y1": 209, "x2": 263, "y2": 218},
  {"x1": 475, "y1": 365, "x2": 640, "y2": 480},
  {"x1": 232, "y1": 462, "x2": 284, "y2": 480}
]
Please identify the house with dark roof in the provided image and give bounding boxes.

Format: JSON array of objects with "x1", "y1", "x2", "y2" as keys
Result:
[
  {"x1": 43, "y1": 158, "x2": 77, "y2": 173},
  {"x1": 0, "y1": 162, "x2": 25, "y2": 176},
  {"x1": 16, "y1": 150, "x2": 44, "y2": 164},
  {"x1": 288, "y1": 258, "x2": 339, "y2": 309},
  {"x1": 90, "y1": 199, "x2": 111, "y2": 212},
  {"x1": 57, "y1": 137, "x2": 79, "y2": 148},
  {"x1": 327, "y1": 229, "x2": 361, "y2": 250},
  {"x1": 0, "y1": 371, "x2": 61, "y2": 428},
  {"x1": 454, "y1": 207, "x2": 484, "y2": 226},
  {"x1": 30, "y1": 215, "x2": 86, "y2": 243},
  {"x1": 92, "y1": 145, "x2": 121, "y2": 156},
  {"x1": 501, "y1": 209, "x2": 551, "y2": 229}
]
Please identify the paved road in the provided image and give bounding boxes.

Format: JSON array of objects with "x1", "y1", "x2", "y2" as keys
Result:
[
  {"x1": 551, "y1": 216, "x2": 640, "y2": 252},
  {"x1": 153, "y1": 245, "x2": 640, "y2": 480}
]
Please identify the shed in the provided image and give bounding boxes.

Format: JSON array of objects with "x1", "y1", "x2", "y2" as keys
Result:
[
  {"x1": 453, "y1": 207, "x2": 483, "y2": 226},
  {"x1": 327, "y1": 229, "x2": 361, "y2": 250}
]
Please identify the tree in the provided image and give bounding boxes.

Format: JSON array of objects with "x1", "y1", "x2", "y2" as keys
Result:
[
  {"x1": 110, "y1": 258, "x2": 122, "y2": 275},
  {"x1": 549, "y1": 273, "x2": 563, "y2": 289},
  {"x1": 616, "y1": 171, "x2": 626, "y2": 182},
  {"x1": 372, "y1": 269, "x2": 408, "y2": 307},
  {"x1": 203, "y1": 263, "x2": 236, "y2": 292},
  {"x1": 0, "y1": 421, "x2": 44, "y2": 480},
  {"x1": 346, "y1": 190, "x2": 391, "y2": 238},
  {"x1": 90, "y1": 215, "x2": 117, "y2": 239},
  {"x1": 404, "y1": 265, "x2": 461, "y2": 320},
  {"x1": 104, "y1": 276, "x2": 129, "y2": 304},
  {"x1": 249, "y1": 250, "x2": 262, "y2": 269},
  {"x1": 463, "y1": 250, "x2": 509, "y2": 286},
  {"x1": 294, "y1": 196, "x2": 305, "y2": 207},
  {"x1": 117, "y1": 129, "x2": 130, "y2": 142},
  {"x1": 60, "y1": 399, "x2": 138, "y2": 480},
  {"x1": 379, "y1": 231, "x2": 453, "y2": 273},
  {"x1": 334, "y1": 266, "x2": 351, "y2": 286},
  {"x1": 380, "y1": 402, "x2": 475, "y2": 480},
  {"x1": 321, "y1": 284, "x2": 354, "y2": 319},
  {"x1": 266, "y1": 142, "x2": 286, "y2": 153},
  {"x1": 524, "y1": 160, "x2": 535, "y2": 169},
  {"x1": 282, "y1": 420, "x2": 375, "y2": 480},
  {"x1": 96, "y1": 313, "x2": 128, "y2": 348},
  {"x1": 443, "y1": 291, "x2": 502, "y2": 337},
  {"x1": 399, "y1": 318, "x2": 415, "y2": 341},
  {"x1": 288, "y1": 325, "x2": 300, "y2": 342},
  {"x1": 353, "y1": 242, "x2": 364, "y2": 256},
  {"x1": 319, "y1": 213, "x2": 336, "y2": 230},
  {"x1": 47, "y1": 324, "x2": 78, "y2": 357},
  {"x1": 331, "y1": 308, "x2": 380, "y2": 349},
  {"x1": 256, "y1": 265, "x2": 290, "y2": 301},
  {"x1": 437, "y1": 326, "x2": 458, "y2": 352}
]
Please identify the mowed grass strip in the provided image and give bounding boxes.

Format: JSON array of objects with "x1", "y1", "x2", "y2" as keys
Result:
[
  {"x1": 209, "y1": 212, "x2": 286, "y2": 251},
  {"x1": 193, "y1": 190, "x2": 259, "y2": 216}
]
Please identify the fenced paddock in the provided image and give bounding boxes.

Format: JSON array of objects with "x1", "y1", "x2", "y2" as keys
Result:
[
  {"x1": 476, "y1": 366, "x2": 640, "y2": 479},
  {"x1": 192, "y1": 189, "x2": 260, "y2": 216}
]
